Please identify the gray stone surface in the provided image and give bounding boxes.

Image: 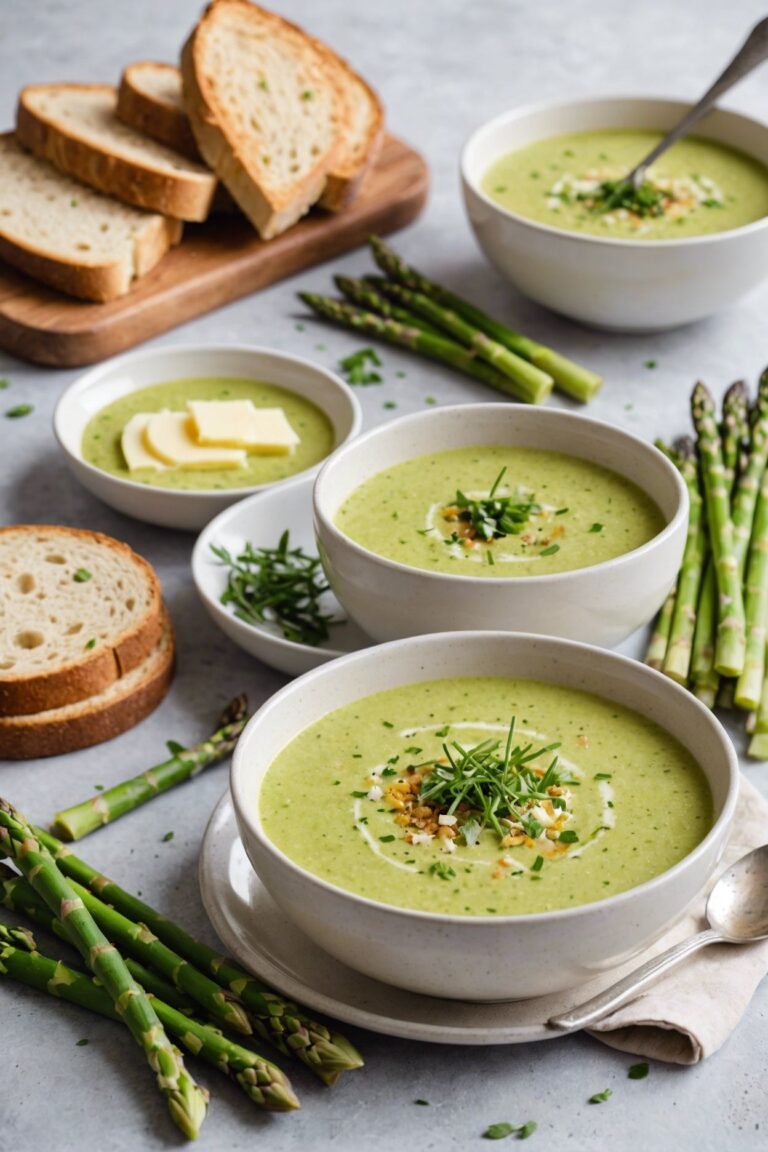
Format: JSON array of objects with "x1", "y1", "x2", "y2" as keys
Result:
[{"x1": 2, "y1": 0, "x2": 768, "y2": 1147}]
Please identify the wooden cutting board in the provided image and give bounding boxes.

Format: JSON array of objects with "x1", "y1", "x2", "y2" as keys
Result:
[{"x1": 0, "y1": 134, "x2": 429, "y2": 368}]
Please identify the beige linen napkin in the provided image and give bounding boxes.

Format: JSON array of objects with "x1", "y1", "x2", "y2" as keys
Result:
[{"x1": 586, "y1": 773, "x2": 768, "y2": 1064}]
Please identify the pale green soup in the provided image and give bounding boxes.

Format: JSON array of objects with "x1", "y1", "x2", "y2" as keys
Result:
[
  {"x1": 483, "y1": 129, "x2": 768, "y2": 240},
  {"x1": 335, "y1": 445, "x2": 664, "y2": 577},
  {"x1": 82, "y1": 377, "x2": 335, "y2": 490},
  {"x1": 260, "y1": 677, "x2": 712, "y2": 916}
]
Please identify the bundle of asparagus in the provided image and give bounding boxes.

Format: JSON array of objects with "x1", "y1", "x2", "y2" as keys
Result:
[
  {"x1": 299, "y1": 236, "x2": 603, "y2": 405},
  {"x1": 0, "y1": 798, "x2": 363, "y2": 1138},
  {"x1": 646, "y1": 371, "x2": 768, "y2": 758}
]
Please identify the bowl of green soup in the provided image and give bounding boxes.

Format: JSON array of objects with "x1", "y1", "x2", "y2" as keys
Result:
[
  {"x1": 461, "y1": 96, "x2": 768, "y2": 330},
  {"x1": 313, "y1": 404, "x2": 687, "y2": 647},
  {"x1": 54, "y1": 343, "x2": 362, "y2": 530},
  {"x1": 231, "y1": 630, "x2": 737, "y2": 1000}
]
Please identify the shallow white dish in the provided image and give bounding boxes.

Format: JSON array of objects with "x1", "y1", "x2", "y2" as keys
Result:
[
  {"x1": 54, "y1": 343, "x2": 362, "y2": 530},
  {"x1": 230, "y1": 631, "x2": 737, "y2": 1002},
  {"x1": 313, "y1": 404, "x2": 688, "y2": 646},
  {"x1": 461, "y1": 96, "x2": 768, "y2": 331},
  {"x1": 192, "y1": 476, "x2": 371, "y2": 677},
  {"x1": 199, "y1": 789, "x2": 689, "y2": 1045}
]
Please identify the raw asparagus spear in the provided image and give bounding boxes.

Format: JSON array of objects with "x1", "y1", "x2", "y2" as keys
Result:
[
  {"x1": 721, "y1": 380, "x2": 750, "y2": 492},
  {"x1": 368, "y1": 279, "x2": 556, "y2": 399},
  {"x1": 645, "y1": 585, "x2": 677, "y2": 670},
  {"x1": 0, "y1": 911, "x2": 299, "y2": 1112},
  {"x1": 0, "y1": 918, "x2": 37, "y2": 951},
  {"x1": 0, "y1": 802, "x2": 208, "y2": 1140},
  {"x1": 368, "y1": 235, "x2": 602, "y2": 402},
  {"x1": 690, "y1": 564, "x2": 719, "y2": 705},
  {"x1": 730, "y1": 370, "x2": 768, "y2": 571},
  {"x1": 748, "y1": 651, "x2": 768, "y2": 758},
  {"x1": 32, "y1": 828, "x2": 363, "y2": 1086},
  {"x1": 736, "y1": 470, "x2": 768, "y2": 710},
  {"x1": 50, "y1": 696, "x2": 248, "y2": 842},
  {"x1": 334, "y1": 274, "x2": 441, "y2": 334},
  {"x1": 298, "y1": 293, "x2": 551, "y2": 404},
  {"x1": 663, "y1": 438, "x2": 707, "y2": 684},
  {"x1": 691, "y1": 382, "x2": 746, "y2": 677}
]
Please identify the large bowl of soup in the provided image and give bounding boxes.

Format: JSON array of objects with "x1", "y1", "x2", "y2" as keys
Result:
[
  {"x1": 54, "y1": 343, "x2": 362, "y2": 530},
  {"x1": 231, "y1": 630, "x2": 738, "y2": 1000},
  {"x1": 313, "y1": 404, "x2": 687, "y2": 646},
  {"x1": 461, "y1": 96, "x2": 768, "y2": 330}
]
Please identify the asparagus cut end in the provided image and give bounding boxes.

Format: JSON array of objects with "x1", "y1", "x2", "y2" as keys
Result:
[{"x1": 747, "y1": 733, "x2": 768, "y2": 760}]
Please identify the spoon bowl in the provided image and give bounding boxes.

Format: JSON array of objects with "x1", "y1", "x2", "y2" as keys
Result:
[{"x1": 707, "y1": 843, "x2": 768, "y2": 942}]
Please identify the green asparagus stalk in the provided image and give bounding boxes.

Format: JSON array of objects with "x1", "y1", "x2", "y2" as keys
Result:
[
  {"x1": 0, "y1": 918, "x2": 37, "y2": 951},
  {"x1": 334, "y1": 274, "x2": 441, "y2": 334},
  {"x1": 0, "y1": 913, "x2": 299, "y2": 1112},
  {"x1": 298, "y1": 293, "x2": 551, "y2": 405},
  {"x1": 691, "y1": 382, "x2": 747, "y2": 677},
  {"x1": 748, "y1": 644, "x2": 768, "y2": 758},
  {"x1": 645, "y1": 585, "x2": 677, "y2": 670},
  {"x1": 366, "y1": 278, "x2": 556, "y2": 401},
  {"x1": 690, "y1": 565, "x2": 719, "y2": 705},
  {"x1": 735, "y1": 470, "x2": 768, "y2": 710},
  {"x1": 721, "y1": 380, "x2": 750, "y2": 492},
  {"x1": 368, "y1": 235, "x2": 603, "y2": 402},
  {"x1": 663, "y1": 438, "x2": 707, "y2": 684},
  {"x1": 0, "y1": 802, "x2": 208, "y2": 1140},
  {"x1": 730, "y1": 370, "x2": 768, "y2": 571},
  {"x1": 50, "y1": 696, "x2": 249, "y2": 842},
  {"x1": 31, "y1": 828, "x2": 363, "y2": 1085}
]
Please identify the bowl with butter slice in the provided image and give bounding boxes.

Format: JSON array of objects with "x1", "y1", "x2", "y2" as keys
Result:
[{"x1": 54, "y1": 344, "x2": 362, "y2": 530}]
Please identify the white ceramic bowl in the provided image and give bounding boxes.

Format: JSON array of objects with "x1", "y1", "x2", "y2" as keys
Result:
[
  {"x1": 54, "y1": 343, "x2": 362, "y2": 531},
  {"x1": 192, "y1": 476, "x2": 371, "y2": 678},
  {"x1": 313, "y1": 404, "x2": 687, "y2": 647},
  {"x1": 231, "y1": 631, "x2": 738, "y2": 1001},
  {"x1": 461, "y1": 96, "x2": 768, "y2": 330}
]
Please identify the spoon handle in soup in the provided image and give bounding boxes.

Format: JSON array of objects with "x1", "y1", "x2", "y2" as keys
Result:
[
  {"x1": 628, "y1": 16, "x2": 768, "y2": 186},
  {"x1": 547, "y1": 927, "x2": 722, "y2": 1032}
]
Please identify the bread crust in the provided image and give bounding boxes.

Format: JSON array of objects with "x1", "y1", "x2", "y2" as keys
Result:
[
  {"x1": 117, "y1": 62, "x2": 202, "y2": 163},
  {"x1": 318, "y1": 61, "x2": 385, "y2": 212},
  {"x1": 0, "y1": 620, "x2": 175, "y2": 759},
  {"x1": 0, "y1": 526, "x2": 165, "y2": 717},
  {"x1": 181, "y1": 0, "x2": 348, "y2": 239},
  {"x1": 17, "y1": 83, "x2": 217, "y2": 222}
]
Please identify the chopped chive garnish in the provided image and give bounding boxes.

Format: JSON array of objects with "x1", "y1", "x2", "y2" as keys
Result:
[
  {"x1": 5, "y1": 404, "x2": 33, "y2": 418},
  {"x1": 414, "y1": 1099, "x2": 430, "y2": 1106},
  {"x1": 378, "y1": 834, "x2": 396, "y2": 843},
  {"x1": 594, "y1": 772, "x2": 612, "y2": 781},
  {"x1": 351, "y1": 790, "x2": 368, "y2": 798},
  {"x1": 558, "y1": 830, "x2": 579, "y2": 843},
  {"x1": 339, "y1": 347, "x2": 382, "y2": 386},
  {"x1": 429, "y1": 861, "x2": 456, "y2": 881},
  {"x1": 162, "y1": 831, "x2": 174, "y2": 843},
  {"x1": 644, "y1": 359, "x2": 657, "y2": 369},
  {"x1": 628, "y1": 1062, "x2": 649, "y2": 1080},
  {"x1": 555, "y1": 507, "x2": 569, "y2": 515},
  {"x1": 539, "y1": 544, "x2": 560, "y2": 556},
  {"x1": 589, "y1": 523, "x2": 604, "y2": 533},
  {"x1": 531, "y1": 855, "x2": 544, "y2": 872}
]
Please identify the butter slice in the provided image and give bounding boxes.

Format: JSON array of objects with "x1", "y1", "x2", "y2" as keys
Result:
[
  {"x1": 121, "y1": 413, "x2": 169, "y2": 472},
  {"x1": 188, "y1": 400, "x2": 300, "y2": 455},
  {"x1": 144, "y1": 411, "x2": 246, "y2": 470}
]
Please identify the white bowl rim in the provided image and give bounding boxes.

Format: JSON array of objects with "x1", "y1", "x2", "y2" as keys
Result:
[
  {"x1": 460, "y1": 93, "x2": 768, "y2": 250},
  {"x1": 313, "y1": 403, "x2": 688, "y2": 587},
  {"x1": 53, "y1": 341, "x2": 363, "y2": 502},
  {"x1": 231, "y1": 629, "x2": 739, "y2": 927},
  {"x1": 192, "y1": 474, "x2": 350, "y2": 661}
]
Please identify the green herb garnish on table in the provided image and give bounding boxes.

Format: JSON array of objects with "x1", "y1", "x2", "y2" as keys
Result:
[
  {"x1": 212, "y1": 531, "x2": 337, "y2": 646},
  {"x1": 339, "y1": 346, "x2": 383, "y2": 385}
]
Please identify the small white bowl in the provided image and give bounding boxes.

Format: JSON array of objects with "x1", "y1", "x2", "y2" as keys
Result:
[
  {"x1": 231, "y1": 631, "x2": 738, "y2": 1001},
  {"x1": 192, "y1": 476, "x2": 371, "y2": 678},
  {"x1": 313, "y1": 404, "x2": 687, "y2": 647},
  {"x1": 461, "y1": 96, "x2": 768, "y2": 330},
  {"x1": 54, "y1": 343, "x2": 362, "y2": 531}
]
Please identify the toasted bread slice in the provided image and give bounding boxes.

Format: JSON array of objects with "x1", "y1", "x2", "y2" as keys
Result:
[
  {"x1": 117, "y1": 61, "x2": 202, "y2": 162},
  {"x1": 0, "y1": 526, "x2": 164, "y2": 716},
  {"x1": 318, "y1": 57, "x2": 384, "y2": 211},
  {"x1": 181, "y1": 0, "x2": 348, "y2": 239},
  {"x1": 0, "y1": 134, "x2": 181, "y2": 302},
  {"x1": 0, "y1": 614, "x2": 175, "y2": 759},
  {"x1": 17, "y1": 83, "x2": 217, "y2": 222}
]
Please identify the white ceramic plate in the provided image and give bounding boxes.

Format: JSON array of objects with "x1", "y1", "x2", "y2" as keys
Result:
[
  {"x1": 192, "y1": 475, "x2": 371, "y2": 677},
  {"x1": 199, "y1": 790, "x2": 678, "y2": 1045},
  {"x1": 54, "y1": 343, "x2": 362, "y2": 531}
]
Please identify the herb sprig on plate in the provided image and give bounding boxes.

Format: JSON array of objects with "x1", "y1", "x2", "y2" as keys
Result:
[
  {"x1": 444, "y1": 467, "x2": 540, "y2": 543},
  {"x1": 418, "y1": 719, "x2": 569, "y2": 843},
  {"x1": 212, "y1": 531, "x2": 337, "y2": 647}
]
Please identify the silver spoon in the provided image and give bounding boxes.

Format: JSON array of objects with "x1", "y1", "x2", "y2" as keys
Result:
[
  {"x1": 548, "y1": 844, "x2": 768, "y2": 1034},
  {"x1": 625, "y1": 16, "x2": 768, "y2": 189}
]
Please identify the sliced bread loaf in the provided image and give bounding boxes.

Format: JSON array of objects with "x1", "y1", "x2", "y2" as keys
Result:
[
  {"x1": 0, "y1": 613, "x2": 175, "y2": 759},
  {"x1": 117, "y1": 61, "x2": 202, "y2": 162},
  {"x1": 17, "y1": 83, "x2": 218, "y2": 222},
  {"x1": 317, "y1": 57, "x2": 384, "y2": 211},
  {"x1": 181, "y1": 0, "x2": 349, "y2": 239},
  {"x1": 0, "y1": 134, "x2": 181, "y2": 302},
  {"x1": 0, "y1": 526, "x2": 164, "y2": 717}
]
